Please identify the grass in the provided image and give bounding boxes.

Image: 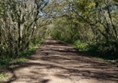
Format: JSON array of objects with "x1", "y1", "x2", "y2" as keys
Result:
[
  {"x1": 74, "y1": 40, "x2": 89, "y2": 51},
  {"x1": 0, "y1": 73, "x2": 10, "y2": 82},
  {"x1": 10, "y1": 58, "x2": 28, "y2": 65},
  {"x1": 73, "y1": 40, "x2": 118, "y2": 63},
  {"x1": 0, "y1": 39, "x2": 44, "y2": 68},
  {"x1": 0, "y1": 49, "x2": 37, "y2": 80},
  {"x1": 0, "y1": 40, "x2": 43, "y2": 82},
  {"x1": 0, "y1": 74, "x2": 6, "y2": 80},
  {"x1": 0, "y1": 47, "x2": 37, "y2": 69}
]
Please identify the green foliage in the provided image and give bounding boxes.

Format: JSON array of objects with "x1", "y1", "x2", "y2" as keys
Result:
[
  {"x1": 0, "y1": 0, "x2": 48, "y2": 59},
  {"x1": 0, "y1": 0, "x2": 118, "y2": 66},
  {"x1": 0, "y1": 73, "x2": 8, "y2": 81},
  {"x1": 0, "y1": 38, "x2": 42, "y2": 69},
  {"x1": 74, "y1": 40, "x2": 89, "y2": 51},
  {"x1": 51, "y1": 0, "x2": 118, "y2": 60},
  {"x1": 0, "y1": 59, "x2": 11, "y2": 68},
  {"x1": 10, "y1": 58, "x2": 28, "y2": 65}
]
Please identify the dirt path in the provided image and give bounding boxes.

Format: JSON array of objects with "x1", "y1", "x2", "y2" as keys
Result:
[{"x1": 6, "y1": 39, "x2": 118, "y2": 83}]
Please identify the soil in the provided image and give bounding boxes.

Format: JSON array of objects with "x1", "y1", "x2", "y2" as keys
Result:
[{"x1": 3, "y1": 39, "x2": 118, "y2": 83}]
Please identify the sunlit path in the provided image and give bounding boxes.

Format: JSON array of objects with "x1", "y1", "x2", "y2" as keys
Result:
[
  {"x1": 6, "y1": 39, "x2": 118, "y2": 83},
  {"x1": 1, "y1": 0, "x2": 118, "y2": 83}
]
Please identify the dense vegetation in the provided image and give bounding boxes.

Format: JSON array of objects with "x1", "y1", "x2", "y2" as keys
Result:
[
  {"x1": 51, "y1": 0, "x2": 118, "y2": 59},
  {"x1": 0, "y1": 0, "x2": 50, "y2": 67},
  {"x1": 0, "y1": 0, "x2": 118, "y2": 68},
  {"x1": 0, "y1": 0, "x2": 50, "y2": 58}
]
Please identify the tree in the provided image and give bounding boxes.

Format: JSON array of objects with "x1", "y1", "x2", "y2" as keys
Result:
[
  {"x1": 0, "y1": 0, "x2": 49, "y2": 58},
  {"x1": 51, "y1": 0, "x2": 118, "y2": 54}
]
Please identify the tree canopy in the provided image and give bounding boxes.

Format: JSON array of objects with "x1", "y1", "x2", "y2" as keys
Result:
[{"x1": 0, "y1": 0, "x2": 118, "y2": 59}]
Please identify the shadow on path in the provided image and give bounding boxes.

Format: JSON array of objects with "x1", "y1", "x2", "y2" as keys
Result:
[{"x1": 6, "y1": 39, "x2": 118, "y2": 83}]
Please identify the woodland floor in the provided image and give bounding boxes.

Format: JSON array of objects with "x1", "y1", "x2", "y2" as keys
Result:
[{"x1": 3, "y1": 39, "x2": 118, "y2": 83}]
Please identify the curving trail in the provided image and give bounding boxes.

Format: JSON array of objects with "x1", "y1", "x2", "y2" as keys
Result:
[{"x1": 6, "y1": 39, "x2": 118, "y2": 83}]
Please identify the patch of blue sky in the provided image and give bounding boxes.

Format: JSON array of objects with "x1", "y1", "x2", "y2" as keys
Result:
[
  {"x1": 39, "y1": 11, "x2": 44, "y2": 16},
  {"x1": 44, "y1": 0, "x2": 49, "y2": 3},
  {"x1": 39, "y1": 11, "x2": 49, "y2": 19}
]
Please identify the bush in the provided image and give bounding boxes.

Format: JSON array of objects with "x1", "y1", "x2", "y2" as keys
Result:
[{"x1": 74, "y1": 40, "x2": 89, "y2": 51}]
